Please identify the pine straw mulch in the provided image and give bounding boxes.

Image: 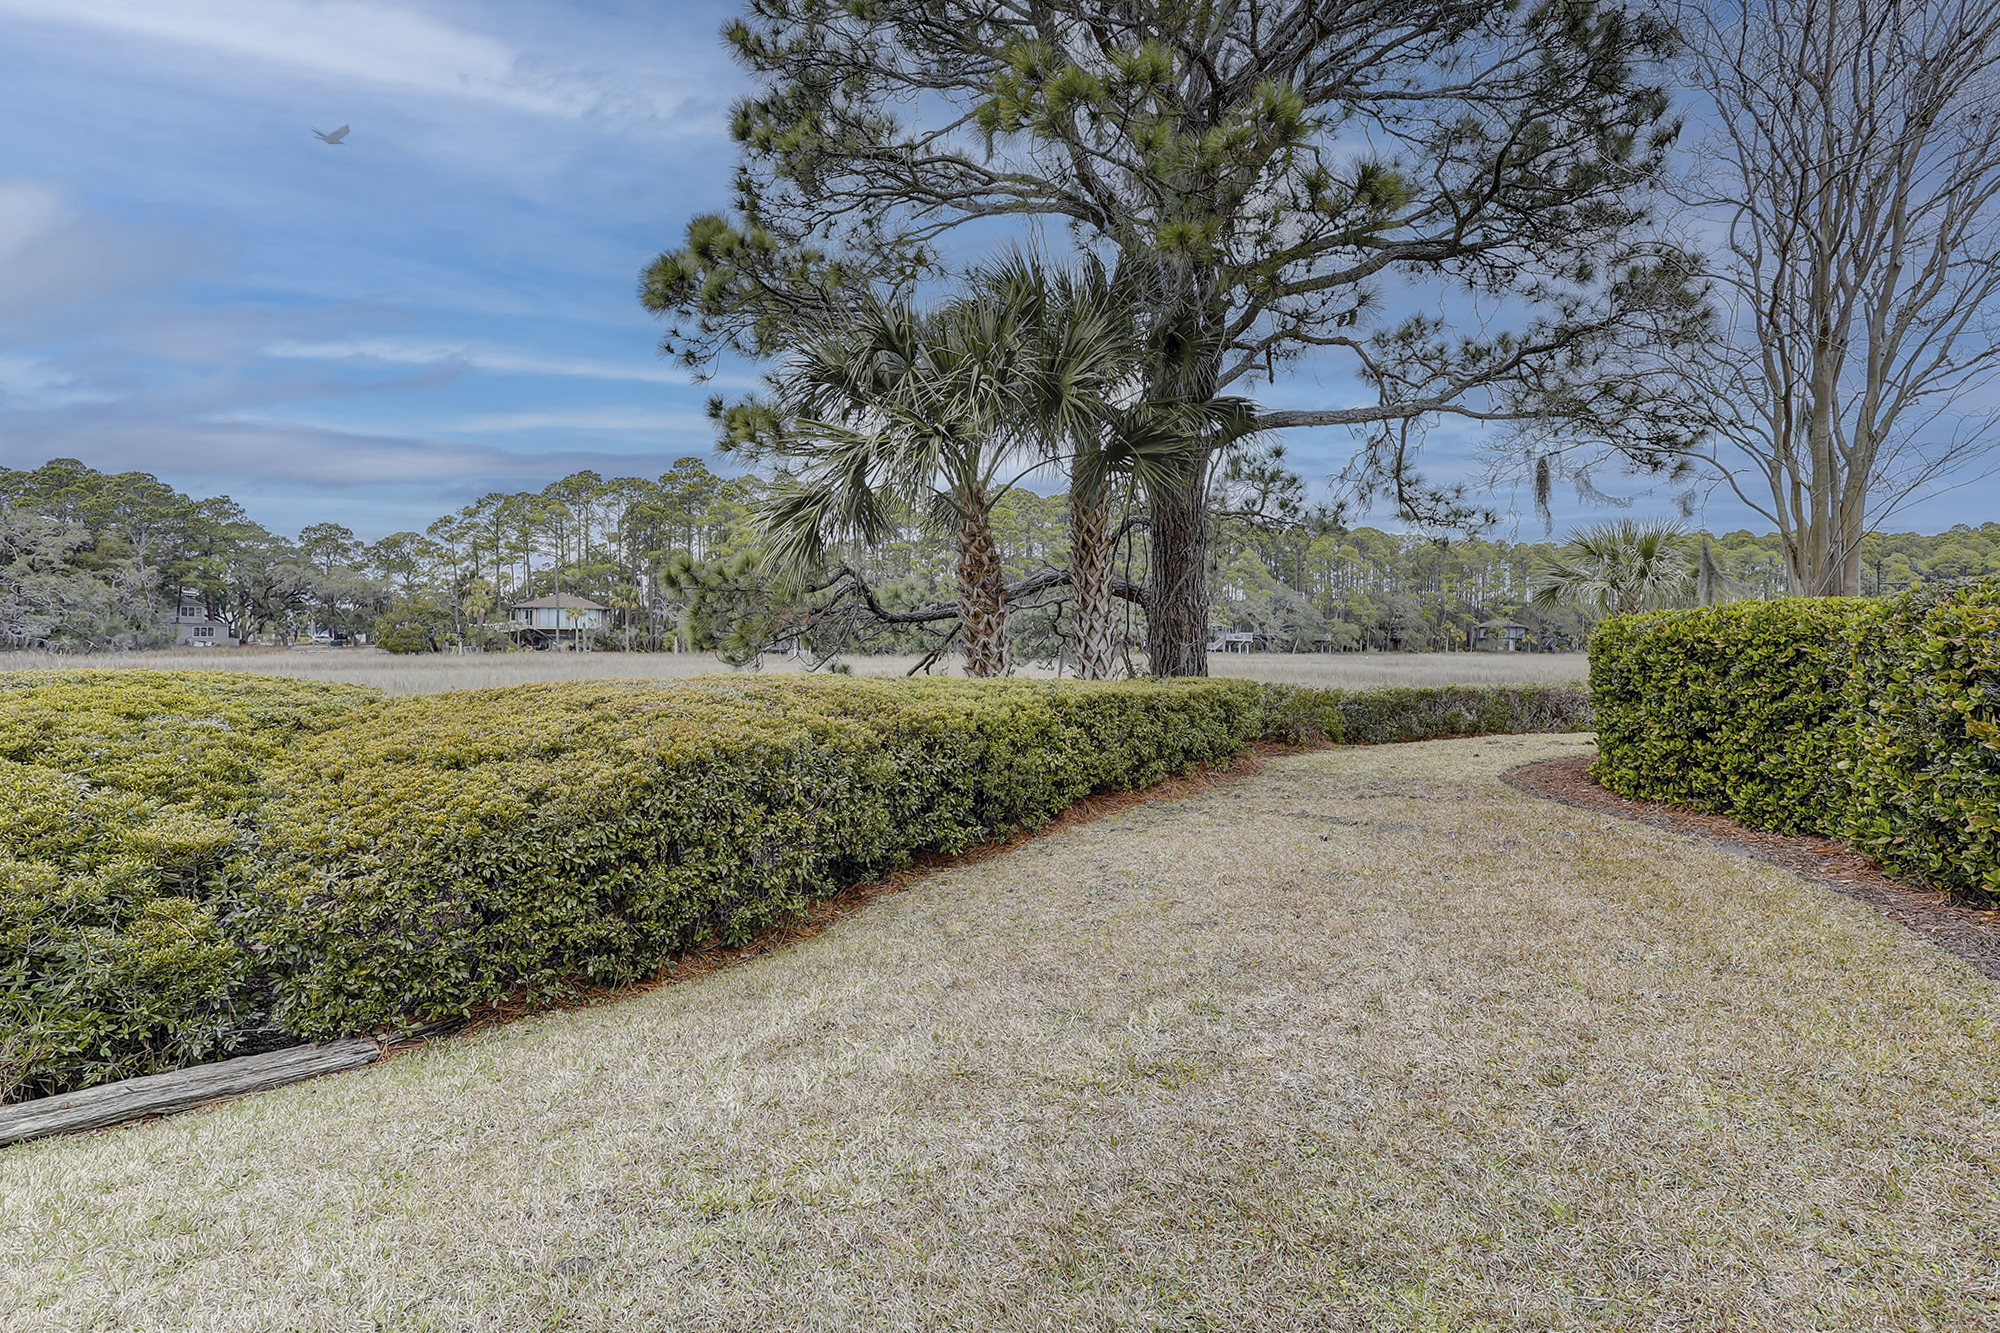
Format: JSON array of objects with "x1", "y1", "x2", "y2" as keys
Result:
[{"x1": 1503, "y1": 755, "x2": 2000, "y2": 980}]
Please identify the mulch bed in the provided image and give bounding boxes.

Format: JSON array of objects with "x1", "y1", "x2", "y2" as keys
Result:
[{"x1": 1504, "y1": 756, "x2": 2000, "y2": 980}]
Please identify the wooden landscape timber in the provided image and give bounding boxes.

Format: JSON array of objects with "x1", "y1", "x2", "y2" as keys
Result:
[{"x1": 0, "y1": 1039, "x2": 381, "y2": 1147}]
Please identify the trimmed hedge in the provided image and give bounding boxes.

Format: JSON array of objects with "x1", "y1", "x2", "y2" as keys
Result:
[
  {"x1": 1591, "y1": 577, "x2": 2000, "y2": 897},
  {"x1": 1589, "y1": 600, "x2": 1881, "y2": 833},
  {"x1": 4, "y1": 669, "x2": 1592, "y2": 1099},
  {"x1": 0, "y1": 671, "x2": 381, "y2": 1100},
  {"x1": 1843, "y1": 580, "x2": 2000, "y2": 896},
  {"x1": 1259, "y1": 682, "x2": 1591, "y2": 747},
  {"x1": 246, "y1": 677, "x2": 1264, "y2": 1038}
]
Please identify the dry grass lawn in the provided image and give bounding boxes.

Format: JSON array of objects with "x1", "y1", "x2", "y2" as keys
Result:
[
  {"x1": 0, "y1": 646, "x2": 1587, "y2": 694},
  {"x1": 4, "y1": 735, "x2": 1996, "y2": 1331}
]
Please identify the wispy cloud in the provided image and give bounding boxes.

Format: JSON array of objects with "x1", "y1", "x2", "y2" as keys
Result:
[
  {"x1": 264, "y1": 337, "x2": 701, "y2": 385},
  {"x1": 0, "y1": 0, "x2": 603, "y2": 118},
  {"x1": 0, "y1": 178, "x2": 224, "y2": 328},
  {"x1": 451, "y1": 408, "x2": 712, "y2": 433},
  {"x1": 0, "y1": 355, "x2": 111, "y2": 409},
  {"x1": 5, "y1": 411, "x2": 698, "y2": 488}
]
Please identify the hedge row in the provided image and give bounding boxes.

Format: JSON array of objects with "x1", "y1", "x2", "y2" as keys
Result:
[
  {"x1": 3, "y1": 670, "x2": 1590, "y2": 1101},
  {"x1": 0, "y1": 671, "x2": 382, "y2": 1099},
  {"x1": 1259, "y1": 682, "x2": 1592, "y2": 746},
  {"x1": 1845, "y1": 579, "x2": 2000, "y2": 895},
  {"x1": 1591, "y1": 576, "x2": 2000, "y2": 896}
]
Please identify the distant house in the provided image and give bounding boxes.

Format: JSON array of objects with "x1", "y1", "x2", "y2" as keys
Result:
[
  {"x1": 508, "y1": 594, "x2": 610, "y2": 649},
  {"x1": 175, "y1": 601, "x2": 231, "y2": 647},
  {"x1": 1471, "y1": 619, "x2": 1530, "y2": 652}
]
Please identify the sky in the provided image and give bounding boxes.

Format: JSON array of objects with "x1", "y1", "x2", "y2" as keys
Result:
[{"x1": 0, "y1": 0, "x2": 1989, "y2": 543}]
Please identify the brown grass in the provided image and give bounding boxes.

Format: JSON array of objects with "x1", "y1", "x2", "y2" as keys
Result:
[
  {"x1": 4, "y1": 735, "x2": 1996, "y2": 1331},
  {"x1": 0, "y1": 646, "x2": 1587, "y2": 694}
]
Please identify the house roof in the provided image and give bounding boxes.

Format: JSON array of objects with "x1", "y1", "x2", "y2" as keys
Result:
[{"x1": 511, "y1": 594, "x2": 609, "y2": 610}]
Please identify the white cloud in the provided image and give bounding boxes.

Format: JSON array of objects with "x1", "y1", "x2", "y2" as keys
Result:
[
  {"x1": 0, "y1": 179, "x2": 69, "y2": 259},
  {"x1": 263, "y1": 337, "x2": 698, "y2": 385},
  {"x1": 452, "y1": 408, "x2": 711, "y2": 433},
  {"x1": 1, "y1": 413, "x2": 697, "y2": 488},
  {"x1": 0, "y1": 354, "x2": 110, "y2": 408},
  {"x1": 0, "y1": 0, "x2": 597, "y2": 117}
]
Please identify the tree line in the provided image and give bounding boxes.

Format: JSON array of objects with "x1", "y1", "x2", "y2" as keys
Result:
[{"x1": 4, "y1": 455, "x2": 1992, "y2": 659}]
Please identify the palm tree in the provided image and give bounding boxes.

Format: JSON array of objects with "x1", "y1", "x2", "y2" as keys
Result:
[
  {"x1": 739, "y1": 278, "x2": 1073, "y2": 676},
  {"x1": 735, "y1": 257, "x2": 1257, "y2": 678},
  {"x1": 1528, "y1": 518, "x2": 1694, "y2": 618},
  {"x1": 999, "y1": 259, "x2": 1259, "y2": 678}
]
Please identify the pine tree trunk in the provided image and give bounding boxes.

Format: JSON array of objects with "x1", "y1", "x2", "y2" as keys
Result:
[
  {"x1": 1068, "y1": 467, "x2": 1116, "y2": 680},
  {"x1": 956, "y1": 498, "x2": 1009, "y2": 678},
  {"x1": 1143, "y1": 458, "x2": 1211, "y2": 677}
]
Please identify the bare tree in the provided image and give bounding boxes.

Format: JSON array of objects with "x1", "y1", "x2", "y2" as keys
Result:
[{"x1": 1686, "y1": 0, "x2": 2000, "y2": 595}]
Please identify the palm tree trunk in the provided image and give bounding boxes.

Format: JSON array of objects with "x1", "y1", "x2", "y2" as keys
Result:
[
  {"x1": 1068, "y1": 465, "x2": 1116, "y2": 679},
  {"x1": 956, "y1": 498, "x2": 1009, "y2": 678}
]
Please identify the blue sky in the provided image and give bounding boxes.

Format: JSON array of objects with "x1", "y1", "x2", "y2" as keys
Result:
[{"x1": 0, "y1": 0, "x2": 1987, "y2": 542}]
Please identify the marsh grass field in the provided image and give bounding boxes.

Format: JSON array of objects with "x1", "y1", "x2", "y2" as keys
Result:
[
  {"x1": 0, "y1": 646, "x2": 1589, "y2": 694},
  {"x1": 4, "y1": 736, "x2": 1996, "y2": 1331}
]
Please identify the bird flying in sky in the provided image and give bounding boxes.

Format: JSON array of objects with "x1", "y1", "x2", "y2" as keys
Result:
[{"x1": 311, "y1": 126, "x2": 349, "y2": 145}]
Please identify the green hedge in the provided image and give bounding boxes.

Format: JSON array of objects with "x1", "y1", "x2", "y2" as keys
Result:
[
  {"x1": 1842, "y1": 580, "x2": 2000, "y2": 896},
  {"x1": 1258, "y1": 682, "x2": 1592, "y2": 746},
  {"x1": 1589, "y1": 600, "x2": 1881, "y2": 833},
  {"x1": 4, "y1": 669, "x2": 1592, "y2": 1100},
  {"x1": 0, "y1": 671, "x2": 381, "y2": 1100},
  {"x1": 1591, "y1": 577, "x2": 2000, "y2": 896},
  {"x1": 246, "y1": 677, "x2": 1264, "y2": 1038}
]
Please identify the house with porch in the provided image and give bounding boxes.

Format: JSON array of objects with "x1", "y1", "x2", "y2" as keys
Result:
[
  {"x1": 1471, "y1": 619, "x2": 1531, "y2": 652},
  {"x1": 508, "y1": 594, "x2": 611, "y2": 649}
]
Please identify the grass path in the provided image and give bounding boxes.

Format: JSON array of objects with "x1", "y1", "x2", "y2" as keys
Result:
[{"x1": 5, "y1": 736, "x2": 1997, "y2": 1331}]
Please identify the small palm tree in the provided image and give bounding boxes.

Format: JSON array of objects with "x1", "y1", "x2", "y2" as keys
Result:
[
  {"x1": 736, "y1": 266, "x2": 1134, "y2": 677},
  {"x1": 1528, "y1": 518, "x2": 1694, "y2": 617}
]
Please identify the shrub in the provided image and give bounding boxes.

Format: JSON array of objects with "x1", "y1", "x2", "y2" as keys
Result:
[
  {"x1": 1587, "y1": 600, "x2": 1881, "y2": 833},
  {"x1": 1257, "y1": 682, "x2": 1593, "y2": 746},
  {"x1": 0, "y1": 671, "x2": 379, "y2": 1099},
  {"x1": 374, "y1": 620, "x2": 438, "y2": 654},
  {"x1": 1842, "y1": 578, "x2": 2000, "y2": 896},
  {"x1": 1589, "y1": 578, "x2": 2000, "y2": 899},
  {"x1": 247, "y1": 676, "x2": 1266, "y2": 1038},
  {"x1": 0, "y1": 669, "x2": 380, "y2": 818},
  {"x1": 5, "y1": 669, "x2": 1605, "y2": 1097}
]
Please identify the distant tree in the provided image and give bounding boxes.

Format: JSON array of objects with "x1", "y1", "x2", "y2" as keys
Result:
[{"x1": 297, "y1": 523, "x2": 361, "y2": 577}]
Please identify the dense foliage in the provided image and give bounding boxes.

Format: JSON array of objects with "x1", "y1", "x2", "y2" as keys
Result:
[
  {"x1": 2, "y1": 670, "x2": 1590, "y2": 1101},
  {"x1": 1844, "y1": 580, "x2": 2000, "y2": 895},
  {"x1": 0, "y1": 671, "x2": 381, "y2": 1100},
  {"x1": 248, "y1": 677, "x2": 1263, "y2": 1037},
  {"x1": 1591, "y1": 577, "x2": 2000, "y2": 894},
  {"x1": 1589, "y1": 599, "x2": 1881, "y2": 832}
]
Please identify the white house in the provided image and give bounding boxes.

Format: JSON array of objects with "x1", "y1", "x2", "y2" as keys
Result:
[
  {"x1": 508, "y1": 594, "x2": 610, "y2": 648},
  {"x1": 175, "y1": 601, "x2": 231, "y2": 647}
]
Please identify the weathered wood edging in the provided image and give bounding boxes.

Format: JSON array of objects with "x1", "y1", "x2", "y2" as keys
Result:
[{"x1": 0, "y1": 1039, "x2": 381, "y2": 1147}]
